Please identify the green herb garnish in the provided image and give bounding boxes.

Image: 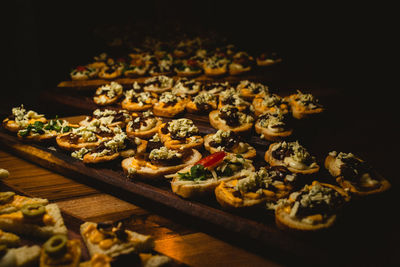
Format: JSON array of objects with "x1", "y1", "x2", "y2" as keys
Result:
[{"x1": 178, "y1": 164, "x2": 212, "y2": 181}]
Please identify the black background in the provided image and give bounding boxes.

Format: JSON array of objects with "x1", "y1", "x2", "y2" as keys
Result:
[{"x1": 4, "y1": 1, "x2": 393, "y2": 105}]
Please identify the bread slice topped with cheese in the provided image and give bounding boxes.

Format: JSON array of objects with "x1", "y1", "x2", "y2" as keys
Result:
[
  {"x1": 218, "y1": 88, "x2": 251, "y2": 112},
  {"x1": 39, "y1": 234, "x2": 81, "y2": 267},
  {"x1": 252, "y1": 93, "x2": 289, "y2": 117},
  {"x1": 209, "y1": 105, "x2": 254, "y2": 133},
  {"x1": 215, "y1": 166, "x2": 296, "y2": 209},
  {"x1": 152, "y1": 92, "x2": 188, "y2": 118},
  {"x1": 143, "y1": 75, "x2": 174, "y2": 93},
  {"x1": 80, "y1": 109, "x2": 131, "y2": 129},
  {"x1": 17, "y1": 119, "x2": 77, "y2": 142},
  {"x1": 285, "y1": 90, "x2": 324, "y2": 119},
  {"x1": 236, "y1": 80, "x2": 269, "y2": 101},
  {"x1": 169, "y1": 151, "x2": 255, "y2": 199},
  {"x1": 174, "y1": 58, "x2": 203, "y2": 77},
  {"x1": 56, "y1": 120, "x2": 114, "y2": 152},
  {"x1": 0, "y1": 245, "x2": 41, "y2": 267},
  {"x1": 122, "y1": 147, "x2": 202, "y2": 180},
  {"x1": 324, "y1": 151, "x2": 391, "y2": 196},
  {"x1": 93, "y1": 82, "x2": 124, "y2": 106},
  {"x1": 0, "y1": 191, "x2": 48, "y2": 215},
  {"x1": 255, "y1": 109, "x2": 293, "y2": 141},
  {"x1": 97, "y1": 58, "x2": 124, "y2": 80},
  {"x1": 204, "y1": 130, "x2": 256, "y2": 159},
  {"x1": 158, "y1": 118, "x2": 204, "y2": 151},
  {"x1": 228, "y1": 51, "x2": 253, "y2": 76},
  {"x1": 275, "y1": 181, "x2": 350, "y2": 232},
  {"x1": 171, "y1": 78, "x2": 203, "y2": 97},
  {"x1": 70, "y1": 65, "x2": 98, "y2": 80},
  {"x1": 121, "y1": 90, "x2": 158, "y2": 112},
  {"x1": 0, "y1": 202, "x2": 68, "y2": 239},
  {"x1": 256, "y1": 52, "x2": 282, "y2": 67},
  {"x1": 2, "y1": 105, "x2": 46, "y2": 133},
  {"x1": 126, "y1": 111, "x2": 163, "y2": 139},
  {"x1": 264, "y1": 141, "x2": 320, "y2": 175},
  {"x1": 80, "y1": 221, "x2": 154, "y2": 259},
  {"x1": 203, "y1": 56, "x2": 228, "y2": 77},
  {"x1": 0, "y1": 229, "x2": 20, "y2": 247},
  {"x1": 186, "y1": 91, "x2": 218, "y2": 113}
]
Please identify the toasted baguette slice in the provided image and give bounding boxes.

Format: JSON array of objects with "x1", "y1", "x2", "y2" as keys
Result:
[
  {"x1": 80, "y1": 222, "x2": 154, "y2": 258},
  {"x1": 0, "y1": 245, "x2": 41, "y2": 267},
  {"x1": 215, "y1": 179, "x2": 266, "y2": 209},
  {"x1": 209, "y1": 110, "x2": 253, "y2": 133},
  {"x1": 228, "y1": 63, "x2": 251, "y2": 76},
  {"x1": 286, "y1": 92, "x2": 324, "y2": 119},
  {"x1": 2, "y1": 117, "x2": 47, "y2": 133},
  {"x1": 0, "y1": 229, "x2": 20, "y2": 247},
  {"x1": 186, "y1": 100, "x2": 217, "y2": 113},
  {"x1": 122, "y1": 149, "x2": 202, "y2": 180},
  {"x1": 203, "y1": 134, "x2": 256, "y2": 159},
  {"x1": 254, "y1": 119, "x2": 293, "y2": 141},
  {"x1": 203, "y1": 66, "x2": 227, "y2": 77},
  {"x1": 325, "y1": 154, "x2": 391, "y2": 196},
  {"x1": 56, "y1": 133, "x2": 105, "y2": 152},
  {"x1": 264, "y1": 143, "x2": 320, "y2": 175},
  {"x1": 152, "y1": 100, "x2": 187, "y2": 118},
  {"x1": 40, "y1": 239, "x2": 81, "y2": 267},
  {"x1": 170, "y1": 161, "x2": 255, "y2": 199},
  {"x1": 126, "y1": 119, "x2": 163, "y2": 139},
  {"x1": 275, "y1": 182, "x2": 349, "y2": 232},
  {"x1": 0, "y1": 203, "x2": 67, "y2": 239}
]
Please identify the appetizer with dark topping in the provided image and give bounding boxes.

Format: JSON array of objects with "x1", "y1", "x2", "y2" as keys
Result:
[
  {"x1": 203, "y1": 81, "x2": 231, "y2": 95},
  {"x1": 152, "y1": 92, "x2": 187, "y2": 118},
  {"x1": 204, "y1": 130, "x2": 256, "y2": 159},
  {"x1": 209, "y1": 105, "x2": 254, "y2": 133},
  {"x1": 169, "y1": 152, "x2": 255, "y2": 198},
  {"x1": 126, "y1": 110, "x2": 162, "y2": 139},
  {"x1": 325, "y1": 151, "x2": 391, "y2": 196},
  {"x1": 70, "y1": 65, "x2": 98, "y2": 80},
  {"x1": 121, "y1": 146, "x2": 202, "y2": 180},
  {"x1": 229, "y1": 51, "x2": 254, "y2": 75},
  {"x1": 143, "y1": 75, "x2": 174, "y2": 93},
  {"x1": 56, "y1": 120, "x2": 114, "y2": 151},
  {"x1": 186, "y1": 91, "x2": 218, "y2": 113},
  {"x1": 255, "y1": 109, "x2": 293, "y2": 141},
  {"x1": 158, "y1": 118, "x2": 203, "y2": 151},
  {"x1": 286, "y1": 90, "x2": 324, "y2": 119},
  {"x1": 252, "y1": 93, "x2": 289, "y2": 116},
  {"x1": 256, "y1": 52, "x2": 282, "y2": 66},
  {"x1": 275, "y1": 181, "x2": 350, "y2": 231},
  {"x1": 203, "y1": 55, "x2": 229, "y2": 77},
  {"x1": 265, "y1": 141, "x2": 320, "y2": 175},
  {"x1": 174, "y1": 58, "x2": 203, "y2": 77},
  {"x1": 121, "y1": 90, "x2": 158, "y2": 111},
  {"x1": 98, "y1": 58, "x2": 124, "y2": 79},
  {"x1": 93, "y1": 82, "x2": 124, "y2": 106},
  {"x1": 218, "y1": 88, "x2": 251, "y2": 111},
  {"x1": 3, "y1": 105, "x2": 46, "y2": 133},
  {"x1": 172, "y1": 78, "x2": 203, "y2": 96},
  {"x1": 148, "y1": 54, "x2": 174, "y2": 76},
  {"x1": 237, "y1": 80, "x2": 269, "y2": 100},
  {"x1": 80, "y1": 109, "x2": 131, "y2": 128},
  {"x1": 215, "y1": 166, "x2": 296, "y2": 209}
]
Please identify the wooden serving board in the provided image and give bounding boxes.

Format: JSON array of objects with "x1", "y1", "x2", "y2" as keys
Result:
[{"x1": 0, "y1": 117, "x2": 394, "y2": 266}]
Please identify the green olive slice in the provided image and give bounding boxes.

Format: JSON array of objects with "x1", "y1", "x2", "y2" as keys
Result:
[
  {"x1": 21, "y1": 203, "x2": 45, "y2": 219},
  {"x1": 0, "y1": 192, "x2": 15, "y2": 204},
  {"x1": 44, "y1": 235, "x2": 68, "y2": 257}
]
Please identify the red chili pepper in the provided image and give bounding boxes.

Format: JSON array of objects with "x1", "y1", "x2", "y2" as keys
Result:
[
  {"x1": 196, "y1": 151, "x2": 226, "y2": 168},
  {"x1": 76, "y1": 66, "x2": 86, "y2": 71}
]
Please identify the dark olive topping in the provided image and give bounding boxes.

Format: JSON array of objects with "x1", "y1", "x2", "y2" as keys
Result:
[
  {"x1": 209, "y1": 131, "x2": 240, "y2": 150},
  {"x1": 130, "y1": 115, "x2": 155, "y2": 131},
  {"x1": 219, "y1": 107, "x2": 240, "y2": 127},
  {"x1": 145, "y1": 140, "x2": 163, "y2": 153},
  {"x1": 271, "y1": 146, "x2": 293, "y2": 161},
  {"x1": 340, "y1": 157, "x2": 372, "y2": 181},
  {"x1": 111, "y1": 252, "x2": 141, "y2": 267},
  {"x1": 44, "y1": 235, "x2": 68, "y2": 257}
]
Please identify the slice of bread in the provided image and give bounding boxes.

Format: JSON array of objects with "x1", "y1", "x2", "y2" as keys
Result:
[
  {"x1": 0, "y1": 203, "x2": 67, "y2": 239},
  {"x1": 209, "y1": 110, "x2": 253, "y2": 133},
  {"x1": 0, "y1": 245, "x2": 41, "y2": 267},
  {"x1": 254, "y1": 120, "x2": 293, "y2": 141},
  {"x1": 80, "y1": 222, "x2": 154, "y2": 258},
  {"x1": 203, "y1": 134, "x2": 256, "y2": 159},
  {"x1": 121, "y1": 149, "x2": 202, "y2": 180},
  {"x1": 40, "y1": 239, "x2": 81, "y2": 267}
]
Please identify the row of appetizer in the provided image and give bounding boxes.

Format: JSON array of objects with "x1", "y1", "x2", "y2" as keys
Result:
[
  {"x1": 0, "y1": 186, "x2": 171, "y2": 267},
  {"x1": 70, "y1": 45, "x2": 281, "y2": 81},
  {"x1": 91, "y1": 77, "x2": 323, "y2": 141},
  {"x1": 1, "y1": 106, "x2": 391, "y2": 232}
]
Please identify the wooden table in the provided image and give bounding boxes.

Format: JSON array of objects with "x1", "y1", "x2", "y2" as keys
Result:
[{"x1": 0, "y1": 149, "x2": 282, "y2": 267}]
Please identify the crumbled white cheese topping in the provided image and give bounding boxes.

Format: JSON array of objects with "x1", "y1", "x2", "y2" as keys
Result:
[
  {"x1": 167, "y1": 118, "x2": 199, "y2": 138},
  {"x1": 96, "y1": 82, "x2": 123, "y2": 98},
  {"x1": 159, "y1": 92, "x2": 181, "y2": 104},
  {"x1": 149, "y1": 146, "x2": 182, "y2": 160},
  {"x1": 193, "y1": 91, "x2": 216, "y2": 105},
  {"x1": 11, "y1": 105, "x2": 44, "y2": 127},
  {"x1": 210, "y1": 130, "x2": 232, "y2": 144},
  {"x1": 71, "y1": 147, "x2": 89, "y2": 160}
]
